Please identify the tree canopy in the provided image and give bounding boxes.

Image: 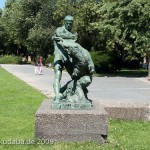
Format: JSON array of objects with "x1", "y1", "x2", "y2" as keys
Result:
[{"x1": 0, "y1": 0, "x2": 149, "y2": 73}]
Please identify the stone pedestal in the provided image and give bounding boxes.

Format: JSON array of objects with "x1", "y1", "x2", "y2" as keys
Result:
[{"x1": 35, "y1": 99, "x2": 108, "y2": 143}]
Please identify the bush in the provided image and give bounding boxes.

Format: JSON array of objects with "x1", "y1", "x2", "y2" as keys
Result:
[
  {"x1": 123, "y1": 59, "x2": 140, "y2": 69},
  {"x1": 90, "y1": 51, "x2": 117, "y2": 73},
  {"x1": 45, "y1": 55, "x2": 54, "y2": 65},
  {"x1": 0, "y1": 55, "x2": 22, "y2": 64}
]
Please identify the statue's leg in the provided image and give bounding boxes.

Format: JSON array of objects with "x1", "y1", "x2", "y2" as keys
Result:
[
  {"x1": 53, "y1": 64, "x2": 62, "y2": 103},
  {"x1": 78, "y1": 75, "x2": 92, "y2": 87},
  {"x1": 53, "y1": 51, "x2": 64, "y2": 103},
  {"x1": 78, "y1": 75, "x2": 92, "y2": 99},
  {"x1": 60, "y1": 80, "x2": 72, "y2": 98}
]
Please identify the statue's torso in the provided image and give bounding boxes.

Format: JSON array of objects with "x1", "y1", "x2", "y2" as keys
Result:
[
  {"x1": 54, "y1": 26, "x2": 94, "y2": 77},
  {"x1": 55, "y1": 26, "x2": 77, "y2": 40}
]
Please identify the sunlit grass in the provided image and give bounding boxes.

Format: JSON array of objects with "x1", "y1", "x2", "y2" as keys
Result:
[
  {"x1": 0, "y1": 67, "x2": 150, "y2": 150},
  {"x1": 95, "y1": 69, "x2": 148, "y2": 77},
  {"x1": 0, "y1": 67, "x2": 46, "y2": 140}
]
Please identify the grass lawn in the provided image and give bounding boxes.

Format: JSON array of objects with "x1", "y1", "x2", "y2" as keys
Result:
[
  {"x1": 0, "y1": 67, "x2": 150, "y2": 150},
  {"x1": 95, "y1": 69, "x2": 148, "y2": 77}
]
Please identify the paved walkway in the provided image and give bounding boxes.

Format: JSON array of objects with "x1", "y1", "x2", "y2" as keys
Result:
[{"x1": 1, "y1": 64, "x2": 150, "y2": 105}]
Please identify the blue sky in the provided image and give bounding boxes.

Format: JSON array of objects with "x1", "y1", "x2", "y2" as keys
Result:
[{"x1": 0, "y1": 0, "x2": 6, "y2": 9}]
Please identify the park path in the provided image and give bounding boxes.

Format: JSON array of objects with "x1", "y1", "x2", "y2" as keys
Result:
[{"x1": 1, "y1": 64, "x2": 150, "y2": 105}]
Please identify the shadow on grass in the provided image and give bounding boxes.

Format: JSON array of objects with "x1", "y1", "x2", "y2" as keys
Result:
[{"x1": 94, "y1": 69, "x2": 148, "y2": 78}]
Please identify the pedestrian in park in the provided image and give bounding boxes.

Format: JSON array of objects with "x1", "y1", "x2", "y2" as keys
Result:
[
  {"x1": 38, "y1": 56, "x2": 43, "y2": 75},
  {"x1": 34, "y1": 56, "x2": 43, "y2": 75}
]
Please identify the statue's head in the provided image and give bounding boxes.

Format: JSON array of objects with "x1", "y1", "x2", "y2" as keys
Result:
[{"x1": 64, "y1": 15, "x2": 74, "y2": 31}]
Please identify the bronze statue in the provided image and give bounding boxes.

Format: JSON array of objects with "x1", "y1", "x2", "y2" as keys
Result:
[{"x1": 52, "y1": 15, "x2": 95, "y2": 109}]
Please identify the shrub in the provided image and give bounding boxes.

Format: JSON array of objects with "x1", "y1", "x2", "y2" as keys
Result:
[
  {"x1": 0, "y1": 55, "x2": 22, "y2": 64},
  {"x1": 45, "y1": 55, "x2": 54, "y2": 65},
  {"x1": 123, "y1": 59, "x2": 140, "y2": 69},
  {"x1": 90, "y1": 51, "x2": 116, "y2": 73}
]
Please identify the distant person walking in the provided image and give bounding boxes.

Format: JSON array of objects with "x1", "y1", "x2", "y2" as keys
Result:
[
  {"x1": 39, "y1": 56, "x2": 43, "y2": 75},
  {"x1": 34, "y1": 56, "x2": 43, "y2": 75}
]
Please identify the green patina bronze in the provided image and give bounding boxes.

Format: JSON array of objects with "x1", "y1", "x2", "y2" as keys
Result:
[{"x1": 52, "y1": 15, "x2": 95, "y2": 109}]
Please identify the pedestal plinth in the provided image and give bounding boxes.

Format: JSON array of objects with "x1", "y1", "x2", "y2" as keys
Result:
[{"x1": 35, "y1": 99, "x2": 108, "y2": 143}]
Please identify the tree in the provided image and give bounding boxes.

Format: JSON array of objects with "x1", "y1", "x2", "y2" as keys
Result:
[
  {"x1": 3, "y1": 0, "x2": 29, "y2": 56},
  {"x1": 0, "y1": 9, "x2": 7, "y2": 55},
  {"x1": 90, "y1": 0, "x2": 150, "y2": 70},
  {"x1": 1, "y1": 0, "x2": 149, "y2": 74},
  {"x1": 27, "y1": 0, "x2": 56, "y2": 59},
  {"x1": 3, "y1": 0, "x2": 58, "y2": 59}
]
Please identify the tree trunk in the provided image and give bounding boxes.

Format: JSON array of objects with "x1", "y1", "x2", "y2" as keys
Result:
[{"x1": 148, "y1": 51, "x2": 150, "y2": 77}]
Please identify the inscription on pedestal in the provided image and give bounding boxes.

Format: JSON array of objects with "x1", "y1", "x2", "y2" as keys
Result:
[{"x1": 52, "y1": 99, "x2": 92, "y2": 109}]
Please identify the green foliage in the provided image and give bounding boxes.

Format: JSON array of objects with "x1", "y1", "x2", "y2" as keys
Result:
[
  {"x1": 45, "y1": 54, "x2": 54, "y2": 65},
  {"x1": 113, "y1": 69, "x2": 148, "y2": 77},
  {"x1": 0, "y1": 8, "x2": 2, "y2": 17},
  {"x1": 90, "y1": 51, "x2": 116, "y2": 73},
  {"x1": 0, "y1": 55, "x2": 22, "y2": 64},
  {"x1": 0, "y1": 0, "x2": 150, "y2": 73},
  {"x1": 74, "y1": 1, "x2": 99, "y2": 49},
  {"x1": 0, "y1": 9, "x2": 7, "y2": 55},
  {"x1": 26, "y1": 0, "x2": 56, "y2": 57},
  {"x1": 2, "y1": 0, "x2": 57, "y2": 59},
  {"x1": 90, "y1": 0, "x2": 150, "y2": 63}
]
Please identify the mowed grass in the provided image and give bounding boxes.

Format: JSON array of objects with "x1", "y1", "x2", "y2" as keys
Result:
[
  {"x1": 0, "y1": 67, "x2": 150, "y2": 150},
  {"x1": 95, "y1": 69, "x2": 148, "y2": 77}
]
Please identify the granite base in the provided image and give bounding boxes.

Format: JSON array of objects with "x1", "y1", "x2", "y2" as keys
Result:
[{"x1": 35, "y1": 99, "x2": 108, "y2": 143}]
